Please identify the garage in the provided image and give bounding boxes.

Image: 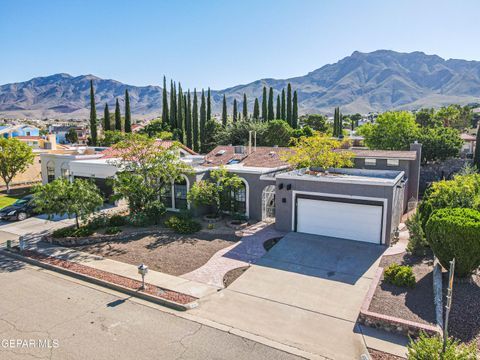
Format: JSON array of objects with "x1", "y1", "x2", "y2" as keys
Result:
[{"x1": 295, "y1": 196, "x2": 384, "y2": 244}]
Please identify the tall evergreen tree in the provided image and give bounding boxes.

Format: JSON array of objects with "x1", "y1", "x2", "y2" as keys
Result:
[
  {"x1": 103, "y1": 103, "x2": 110, "y2": 131},
  {"x1": 200, "y1": 89, "x2": 207, "y2": 153},
  {"x1": 261, "y1": 86, "x2": 267, "y2": 121},
  {"x1": 177, "y1": 83, "x2": 184, "y2": 141},
  {"x1": 207, "y1": 88, "x2": 212, "y2": 121},
  {"x1": 232, "y1": 99, "x2": 238, "y2": 123},
  {"x1": 286, "y1": 83, "x2": 292, "y2": 126},
  {"x1": 162, "y1": 76, "x2": 169, "y2": 126},
  {"x1": 89, "y1": 80, "x2": 97, "y2": 145},
  {"x1": 333, "y1": 107, "x2": 342, "y2": 137},
  {"x1": 170, "y1": 80, "x2": 177, "y2": 130},
  {"x1": 124, "y1": 89, "x2": 132, "y2": 133},
  {"x1": 292, "y1": 91, "x2": 298, "y2": 128},
  {"x1": 192, "y1": 89, "x2": 199, "y2": 152},
  {"x1": 222, "y1": 95, "x2": 228, "y2": 127},
  {"x1": 276, "y1": 95, "x2": 281, "y2": 119},
  {"x1": 253, "y1": 98, "x2": 260, "y2": 120},
  {"x1": 242, "y1": 93, "x2": 248, "y2": 120},
  {"x1": 185, "y1": 90, "x2": 192, "y2": 149},
  {"x1": 474, "y1": 123, "x2": 480, "y2": 170},
  {"x1": 268, "y1": 87, "x2": 274, "y2": 121},
  {"x1": 115, "y1": 98, "x2": 122, "y2": 131},
  {"x1": 281, "y1": 88, "x2": 286, "y2": 120}
]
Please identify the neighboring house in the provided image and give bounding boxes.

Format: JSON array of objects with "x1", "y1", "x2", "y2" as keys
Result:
[
  {"x1": 0, "y1": 125, "x2": 40, "y2": 138},
  {"x1": 460, "y1": 133, "x2": 477, "y2": 157},
  {"x1": 48, "y1": 125, "x2": 89, "y2": 144},
  {"x1": 40, "y1": 141, "x2": 422, "y2": 246}
]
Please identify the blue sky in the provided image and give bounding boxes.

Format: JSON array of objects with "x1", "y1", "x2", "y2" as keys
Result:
[{"x1": 0, "y1": 0, "x2": 479, "y2": 89}]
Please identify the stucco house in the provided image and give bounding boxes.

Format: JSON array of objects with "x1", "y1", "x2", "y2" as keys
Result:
[{"x1": 40, "y1": 141, "x2": 421, "y2": 246}]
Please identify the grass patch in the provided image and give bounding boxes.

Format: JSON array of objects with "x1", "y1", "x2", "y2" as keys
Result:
[{"x1": 0, "y1": 195, "x2": 20, "y2": 209}]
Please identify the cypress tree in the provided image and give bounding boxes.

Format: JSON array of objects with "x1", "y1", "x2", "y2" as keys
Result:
[
  {"x1": 242, "y1": 93, "x2": 248, "y2": 120},
  {"x1": 474, "y1": 123, "x2": 480, "y2": 170},
  {"x1": 185, "y1": 90, "x2": 192, "y2": 149},
  {"x1": 276, "y1": 95, "x2": 281, "y2": 119},
  {"x1": 222, "y1": 95, "x2": 228, "y2": 127},
  {"x1": 115, "y1": 98, "x2": 122, "y2": 131},
  {"x1": 177, "y1": 83, "x2": 184, "y2": 141},
  {"x1": 170, "y1": 80, "x2": 177, "y2": 130},
  {"x1": 162, "y1": 76, "x2": 169, "y2": 126},
  {"x1": 286, "y1": 83, "x2": 292, "y2": 126},
  {"x1": 124, "y1": 89, "x2": 132, "y2": 133},
  {"x1": 200, "y1": 89, "x2": 207, "y2": 153},
  {"x1": 233, "y1": 99, "x2": 238, "y2": 123},
  {"x1": 253, "y1": 98, "x2": 260, "y2": 120},
  {"x1": 192, "y1": 89, "x2": 199, "y2": 152},
  {"x1": 281, "y1": 88, "x2": 286, "y2": 120},
  {"x1": 333, "y1": 107, "x2": 342, "y2": 137},
  {"x1": 207, "y1": 88, "x2": 212, "y2": 121},
  {"x1": 89, "y1": 80, "x2": 97, "y2": 145},
  {"x1": 103, "y1": 103, "x2": 110, "y2": 131},
  {"x1": 292, "y1": 91, "x2": 298, "y2": 128},
  {"x1": 268, "y1": 87, "x2": 274, "y2": 121},
  {"x1": 261, "y1": 86, "x2": 267, "y2": 121}
]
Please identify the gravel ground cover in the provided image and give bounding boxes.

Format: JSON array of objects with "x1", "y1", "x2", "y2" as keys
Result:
[
  {"x1": 368, "y1": 349, "x2": 405, "y2": 360},
  {"x1": 223, "y1": 266, "x2": 249, "y2": 287},
  {"x1": 75, "y1": 223, "x2": 240, "y2": 276},
  {"x1": 17, "y1": 249, "x2": 197, "y2": 305},
  {"x1": 369, "y1": 252, "x2": 436, "y2": 326}
]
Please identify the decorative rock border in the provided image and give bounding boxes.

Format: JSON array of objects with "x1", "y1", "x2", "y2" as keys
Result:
[
  {"x1": 358, "y1": 267, "x2": 442, "y2": 337},
  {"x1": 225, "y1": 220, "x2": 249, "y2": 230},
  {"x1": 203, "y1": 215, "x2": 222, "y2": 223},
  {"x1": 44, "y1": 229, "x2": 161, "y2": 247}
]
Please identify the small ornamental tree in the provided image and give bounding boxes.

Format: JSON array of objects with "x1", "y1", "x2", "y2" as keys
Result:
[
  {"x1": 425, "y1": 208, "x2": 480, "y2": 277},
  {"x1": 281, "y1": 133, "x2": 354, "y2": 170},
  {"x1": 33, "y1": 178, "x2": 103, "y2": 228},
  {"x1": 187, "y1": 181, "x2": 220, "y2": 216},
  {"x1": 407, "y1": 332, "x2": 477, "y2": 359},
  {"x1": 0, "y1": 138, "x2": 35, "y2": 193},
  {"x1": 65, "y1": 128, "x2": 78, "y2": 144}
]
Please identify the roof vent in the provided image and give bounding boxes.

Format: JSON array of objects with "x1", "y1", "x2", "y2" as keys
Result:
[
  {"x1": 234, "y1": 145, "x2": 245, "y2": 154},
  {"x1": 216, "y1": 149, "x2": 226, "y2": 156}
]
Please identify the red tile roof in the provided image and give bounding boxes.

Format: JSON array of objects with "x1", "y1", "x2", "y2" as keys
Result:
[
  {"x1": 203, "y1": 146, "x2": 292, "y2": 168},
  {"x1": 99, "y1": 140, "x2": 196, "y2": 159}
]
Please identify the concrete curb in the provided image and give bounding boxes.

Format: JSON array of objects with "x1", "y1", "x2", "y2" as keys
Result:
[
  {"x1": 358, "y1": 267, "x2": 442, "y2": 337},
  {"x1": 432, "y1": 259, "x2": 444, "y2": 329},
  {"x1": 0, "y1": 249, "x2": 198, "y2": 312}
]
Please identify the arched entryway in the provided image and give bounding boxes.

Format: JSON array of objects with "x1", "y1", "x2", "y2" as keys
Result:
[{"x1": 262, "y1": 185, "x2": 276, "y2": 221}]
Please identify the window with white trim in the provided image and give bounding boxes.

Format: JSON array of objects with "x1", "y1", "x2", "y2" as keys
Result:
[{"x1": 365, "y1": 158, "x2": 377, "y2": 166}]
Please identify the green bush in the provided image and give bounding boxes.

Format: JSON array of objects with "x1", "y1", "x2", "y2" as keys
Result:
[
  {"x1": 143, "y1": 200, "x2": 166, "y2": 225},
  {"x1": 73, "y1": 226, "x2": 95, "y2": 237},
  {"x1": 105, "y1": 226, "x2": 122, "y2": 235},
  {"x1": 384, "y1": 263, "x2": 416, "y2": 288},
  {"x1": 165, "y1": 216, "x2": 201, "y2": 234},
  {"x1": 426, "y1": 208, "x2": 480, "y2": 277},
  {"x1": 109, "y1": 214, "x2": 128, "y2": 227},
  {"x1": 86, "y1": 213, "x2": 109, "y2": 230},
  {"x1": 52, "y1": 226, "x2": 94, "y2": 238},
  {"x1": 406, "y1": 212, "x2": 429, "y2": 255},
  {"x1": 407, "y1": 332, "x2": 477, "y2": 359}
]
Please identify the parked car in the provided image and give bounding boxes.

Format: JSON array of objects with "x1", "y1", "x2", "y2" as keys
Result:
[{"x1": 0, "y1": 195, "x2": 37, "y2": 221}]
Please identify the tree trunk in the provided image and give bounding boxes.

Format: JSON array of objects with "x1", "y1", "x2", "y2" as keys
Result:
[
  {"x1": 5, "y1": 181, "x2": 10, "y2": 194},
  {"x1": 75, "y1": 214, "x2": 80, "y2": 229}
]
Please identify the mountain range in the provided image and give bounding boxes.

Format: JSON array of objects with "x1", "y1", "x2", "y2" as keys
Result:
[{"x1": 1, "y1": 50, "x2": 480, "y2": 120}]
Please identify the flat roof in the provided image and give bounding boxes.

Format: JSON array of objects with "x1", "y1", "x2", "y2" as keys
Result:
[{"x1": 349, "y1": 149, "x2": 417, "y2": 160}]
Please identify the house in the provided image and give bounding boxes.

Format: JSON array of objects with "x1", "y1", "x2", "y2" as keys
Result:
[
  {"x1": 0, "y1": 125, "x2": 40, "y2": 138},
  {"x1": 460, "y1": 133, "x2": 477, "y2": 157},
  {"x1": 48, "y1": 125, "x2": 89, "y2": 144},
  {"x1": 39, "y1": 141, "x2": 421, "y2": 245}
]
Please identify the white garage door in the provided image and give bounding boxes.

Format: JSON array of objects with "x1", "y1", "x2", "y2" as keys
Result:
[{"x1": 296, "y1": 198, "x2": 383, "y2": 244}]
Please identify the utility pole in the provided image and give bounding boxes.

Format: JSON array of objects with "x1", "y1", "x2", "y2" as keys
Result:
[{"x1": 443, "y1": 258, "x2": 455, "y2": 355}]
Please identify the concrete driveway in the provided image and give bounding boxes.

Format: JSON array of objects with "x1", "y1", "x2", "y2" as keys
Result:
[{"x1": 190, "y1": 232, "x2": 385, "y2": 360}]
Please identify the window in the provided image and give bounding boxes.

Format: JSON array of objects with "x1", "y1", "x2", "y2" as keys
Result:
[
  {"x1": 387, "y1": 159, "x2": 400, "y2": 167},
  {"x1": 60, "y1": 163, "x2": 70, "y2": 178},
  {"x1": 232, "y1": 182, "x2": 246, "y2": 215},
  {"x1": 46, "y1": 161, "x2": 55, "y2": 183},
  {"x1": 174, "y1": 177, "x2": 188, "y2": 210},
  {"x1": 365, "y1": 158, "x2": 377, "y2": 166},
  {"x1": 161, "y1": 185, "x2": 173, "y2": 208}
]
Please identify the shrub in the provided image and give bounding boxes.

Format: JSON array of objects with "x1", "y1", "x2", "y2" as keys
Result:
[
  {"x1": 109, "y1": 214, "x2": 128, "y2": 227},
  {"x1": 406, "y1": 212, "x2": 429, "y2": 256},
  {"x1": 127, "y1": 212, "x2": 152, "y2": 227},
  {"x1": 105, "y1": 226, "x2": 122, "y2": 235},
  {"x1": 52, "y1": 226, "x2": 94, "y2": 238},
  {"x1": 407, "y1": 332, "x2": 477, "y2": 359},
  {"x1": 207, "y1": 223, "x2": 215, "y2": 230},
  {"x1": 425, "y1": 208, "x2": 480, "y2": 277},
  {"x1": 143, "y1": 200, "x2": 166, "y2": 225},
  {"x1": 87, "y1": 213, "x2": 109, "y2": 230},
  {"x1": 73, "y1": 226, "x2": 95, "y2": 237},
  {"x1": 165, "y1": 216, "x2": 201, "y2": 234},
  {"x1": 384, "y1": 263, "x2": 416, "y2": 288}
]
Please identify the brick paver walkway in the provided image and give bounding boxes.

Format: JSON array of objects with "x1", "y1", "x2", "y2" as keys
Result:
[{"x1": 181, "y1": 222, "x2": 285, "y2": 288}]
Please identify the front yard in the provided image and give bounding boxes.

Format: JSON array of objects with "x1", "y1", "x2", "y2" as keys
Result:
[
  {"x1": 0, "y1": 186, "x2": 32, "y2": 209},
  {"x1": 73, "y1": 220, "x2": 240, "y2": 276}
]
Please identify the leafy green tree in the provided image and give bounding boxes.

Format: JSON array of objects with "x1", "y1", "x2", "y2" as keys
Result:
[
  {"x1": 286, "y1": 83, "x2": 292, "y2": 125},
  {"x1": 474, "y1": 126, "x2": 480, "y2": 170},
  {"x1": 435, "y1": 105, "x2": 472, "y2": 130},
  {"x1": 187, "y1": 180, "x2": 219, "y2": 215},
  {"x1": 242, "y1": 93, "x2": 248, "y2": 120},
  {"x1": 214, "y1": 120, "x2": 267, "y2": 146},
  {"x1": 103, "y1": 103, "x2": 111, "y2": 131},
  {"x1": 281, "y1": 88, "x2": 286, "y2": 120},
  {"x1": 203, "y1": 119, "x2": 223, "y2": 153},
  {"x1": 300, "y1": 114, "x2": 329, "y2": 132},
  {"x1": 359, "y1": 111, "x2": 419, "y2": 150},
  {"x1": 99, "y1": 130, "x2": 128, "y2": 146},
  {"x1": 253, "y1": 98, "x2": 260, "y2": 120},
  {"x1": 115, "y1": 98, "x2": 122, "y2": 131},
  {"x1": 418, "y1": 126, "x2": 462, "y2": 163},
  {"x1": 222, "y1": 95, "x2": 228, "y2": 127},
  {"x1": 170, "y1": 80, "x2": 177, "y2": 130},
  {"x1": 192, "y1": 89, "x2": 199, "y2": 152},
  {"x1": 282, "y1": 134, "x2": 354, "y2": 170},
  {"x1": 292, "y1": 91, "x2": 298, "y2": 128},
  {"x1": 0, "y1": 138, "x2": 35, "y2": 193},
  {"x1": 233, "y1": 99, "x2": 238, "y2": 123},
  {"x1": 162, "y1": 76, "x2": 169, "y2": 124},
  {"x1": 65, "y1": 128, "x2": 78, "y2": 144},
  {"x1": 211, "y1": 167, "x2": 243, "y2": 215},
  {"x1": 89, "y1": 80, "x2": 97, "y2": 145},
  {"x1": 200, "y1": 89, "x2": 207, "y2": 152},
  {"x1": 124, "y1": 89, "x2": 132, "y2": 133},
  {"x1": 207, "y1": 88, "x2": 212, "y2": 121},
  {"x1": 264, "y1": 120, "x2": 293, "y2": 147},
  {"x1": 415, "y1": 108, "x2": 440, "y2": 128},
  {"x1": 34, "y1": 178, "x2": 103, "y2": 228},
  {"x1": 262, "y1": 86, "x2": 267, "y2": 121},
  {"x1": 138, "y1": 119, "x2": 171, "y2": 139},
  {"x1": 268, "y1": 87, "x2": 274, "y2": 121},
  {"x1": 185, "y1": 90, "x2": 192, "y2": 148},
  {"x1": 276, "y1": 95, "x2": 281, "y2": 119}
]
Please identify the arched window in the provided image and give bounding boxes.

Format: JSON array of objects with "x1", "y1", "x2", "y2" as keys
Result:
[
  {"x1": 232, "y1": 180, "x2": 247, "y2": 215},
  {"x1": 60, "y1": 162, "x2": 70, "y2": 179},
  {"x1": 46, "y1": 161, "x2": 55, "y2": 183},
  {"x1": 161, "y1": 175, "x2": 190, "y2": 211}
]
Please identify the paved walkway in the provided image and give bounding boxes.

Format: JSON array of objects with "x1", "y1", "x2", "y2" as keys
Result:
[
  {"x1": 383, "y1": 222, "x2": 409, "y2": 256},
  {"x1": 182, "y1": 222, "x2": 286, "y2": 288}
]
